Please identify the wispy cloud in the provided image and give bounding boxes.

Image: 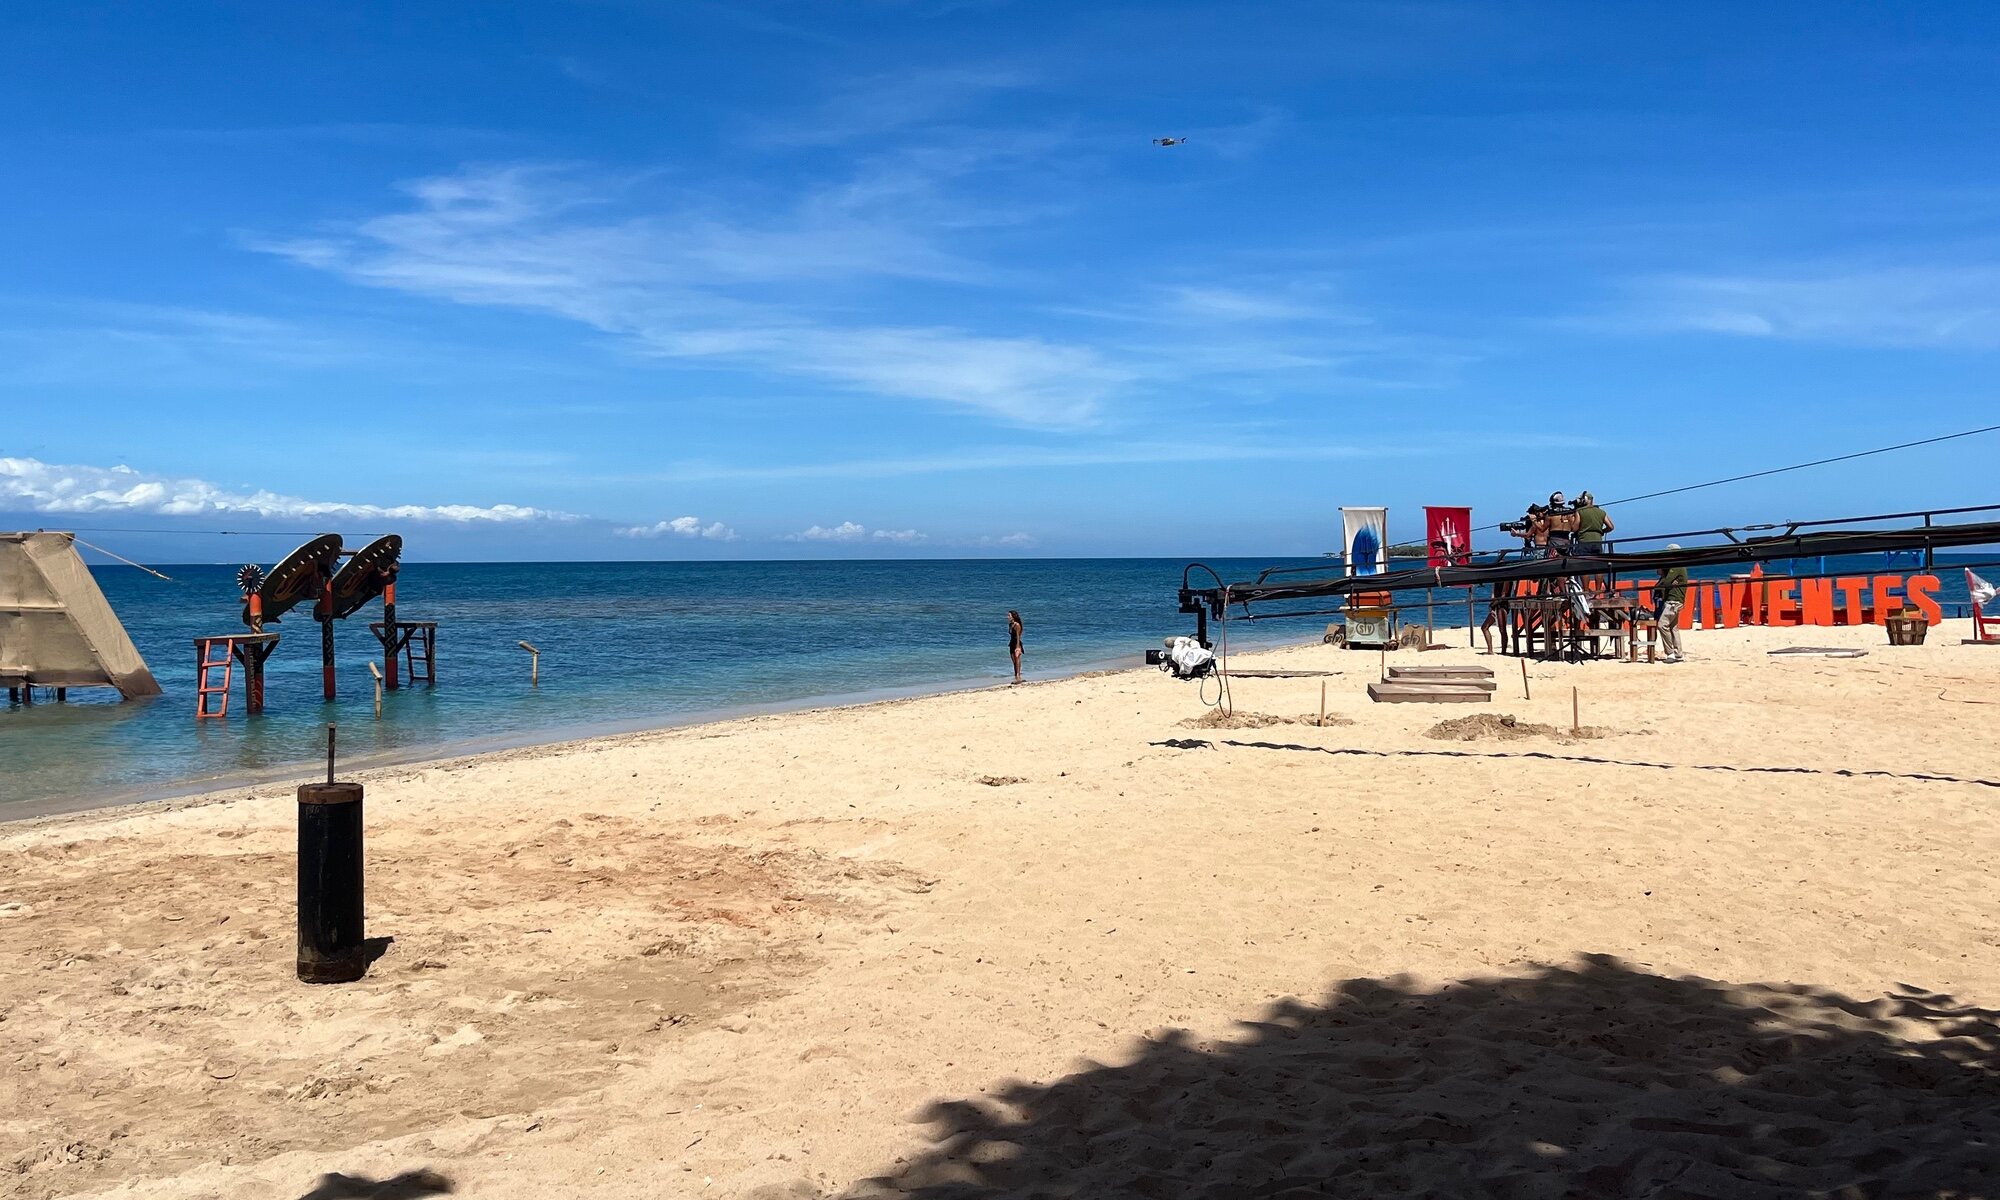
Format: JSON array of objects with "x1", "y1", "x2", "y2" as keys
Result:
[
  {"x1": 752, "y1": 65, "x2": 1034, "y2": 146},
  {"x1": 143, "y1": 123, "x2": 509, "y2": 148},
  {"x1": 0, "y1": 302, "x2": 370, "y2": 386},
  {"x1": 253, "y1": 163, "x2": 1118, "y2": 427},
  {"x1": 0, "y1": 456, "x2": 574, "y2": 523},
  {"x1": 617, "y1": 516, "x2": 737, "y2": 540},
  {"x1": 628, "y1": 433, "x2": 1604, "y2": 485},
  {"x1": 1623, "y1": 264, "x2": 2000, "y2": 348},
  {"x1": 870, "y1": 527, "x2": 926, "y2": 543}
]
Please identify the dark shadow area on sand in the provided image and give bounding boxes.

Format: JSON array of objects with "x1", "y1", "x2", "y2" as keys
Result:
[
  {"x1": 845, "y1": 955, "x2": 1999, "y2": 1199},
  {"x1": 296, "y1": 1168, "x2": 452, "y2": 1199}
]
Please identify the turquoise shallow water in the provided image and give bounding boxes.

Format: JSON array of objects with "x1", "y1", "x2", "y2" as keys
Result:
[
  {"x1": 1, "y1": 553, "x2": 1986, "y2": 818},
  {"x1": 0, "y1": 557, "x2": 1318, "y2": 815}
]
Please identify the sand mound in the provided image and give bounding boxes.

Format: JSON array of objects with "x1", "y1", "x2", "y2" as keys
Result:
[
  {"x1": 1180, "y1": 710, "x2": 1352, "y2": 730},
  {"x1": 849, "y1": 957, "x2": 2000, "y2": 1199},
  {"x1": 1427, "y1": 713, "x2": 1611, "y2": 742}
]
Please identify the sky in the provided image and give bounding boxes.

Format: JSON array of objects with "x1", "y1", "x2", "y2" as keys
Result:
[{"x1": 4, "y1": 1, "x2": 2000, "y2": 562}]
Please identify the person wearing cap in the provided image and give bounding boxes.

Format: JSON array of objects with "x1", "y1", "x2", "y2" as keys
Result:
[
  {"x1": 1653, "y1": 547, "x2": 1689, "y2": 663},
  {"x1": 1575, "y1": 491, "x2": 1614, "y2": 550}
]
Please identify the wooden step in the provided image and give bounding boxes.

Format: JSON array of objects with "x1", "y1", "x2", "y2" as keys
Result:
[
  {"x1": 1387, "y1": 665, "x2": 1494, "y2": 680},
  {"x1": 1384, "y1": 676, "x2": 1496, "y2": 692},
  {"x1": 1368, "y1": 681, "x2": 1492, "y2": 704}
]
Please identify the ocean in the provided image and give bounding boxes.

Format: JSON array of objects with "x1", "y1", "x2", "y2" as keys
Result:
[
  {"x1": 2, "y1": 554, "x2": 1988, "y2": 818},
  {"x1": 0, "y1": 557, "x2": 1314, "y2": 816}
]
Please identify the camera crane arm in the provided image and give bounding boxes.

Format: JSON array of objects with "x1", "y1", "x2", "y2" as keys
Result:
[{"x1": 1176, "y1": 508, "x2": 2000, "y2": 633}]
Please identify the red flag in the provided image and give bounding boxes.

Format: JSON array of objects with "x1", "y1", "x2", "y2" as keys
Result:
[{"x1": 1424, "y1": 506, "x2": 1472, "y2": 567}]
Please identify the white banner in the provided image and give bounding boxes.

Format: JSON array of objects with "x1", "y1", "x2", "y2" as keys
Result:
[{"x1": 1341, "y1": 506, "x2": 1387, "y2": 577}]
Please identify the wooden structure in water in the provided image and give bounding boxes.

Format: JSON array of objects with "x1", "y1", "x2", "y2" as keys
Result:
[
  {"x1": 194, "y1": 632, "x2": 280, "y2": 717},
  {"x1": 194, "y1": 532, "x2": 434, "y2": 717},
  {"x1": 1, "y1": 531, "x2": 161, "y2": 702}
]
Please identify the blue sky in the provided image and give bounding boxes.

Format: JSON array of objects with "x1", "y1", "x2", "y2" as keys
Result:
[{"x1": 5, "y1": 1, "x2": 1999, "y2": 562}]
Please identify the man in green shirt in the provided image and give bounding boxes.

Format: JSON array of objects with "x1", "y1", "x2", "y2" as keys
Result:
[
  {"x1": 1654, "y1": 548, "x2": 1688, "y2": 663},
  {"x1": 1576, "y1": 490, "x2": 1615, "y2": 550}
]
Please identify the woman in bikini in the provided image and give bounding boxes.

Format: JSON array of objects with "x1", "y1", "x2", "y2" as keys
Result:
[{"x1": 1007, "y1": 610, "x2": 1024, "y2": 683}]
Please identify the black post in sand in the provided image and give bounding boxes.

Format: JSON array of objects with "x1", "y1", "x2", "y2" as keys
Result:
[{"x1": 298, "y1": 724, "x2": 366, "y2": 984}]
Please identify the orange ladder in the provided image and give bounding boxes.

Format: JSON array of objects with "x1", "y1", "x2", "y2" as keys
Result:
[{"x1": 195, "y1": 636, "x2": 236, "y2": 718}]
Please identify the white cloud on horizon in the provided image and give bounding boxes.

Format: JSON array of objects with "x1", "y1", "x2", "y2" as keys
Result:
[
  {"x1": 780, "y1": 522, "x2": 937, "y2": 544},
  {"x1": 786, "y1": 520, "x2": 868, "y2": 542},
  {"x1": 0, "y1": 456, "x2": 574, "y2": 524},
  {"x1": 617, "y1": 516, "x2": 737, "y2": 540}
]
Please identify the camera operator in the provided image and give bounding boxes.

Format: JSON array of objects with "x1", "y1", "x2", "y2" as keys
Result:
[{"x1": 1497, "y1": 504, "x2": 1546, "y2": 559}]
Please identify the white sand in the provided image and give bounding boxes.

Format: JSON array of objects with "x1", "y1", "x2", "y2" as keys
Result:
[{"x1": 4, "y1": 621, "x2": 1997, "y2": 1198}]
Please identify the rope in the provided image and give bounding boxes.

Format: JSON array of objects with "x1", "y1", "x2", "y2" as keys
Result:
[
  {"x1": 1472, "y1": 421, "x2": 2000, "y2": 536},
  {"x1": 1601, "y1": 423, "x2": 2000, "y2": 508},
  {"x1": 72, "y1": 537, "x2": 172, "y2": 581},
  {"x1": 56, "y1": 526, "x2": 379, "y2": 536}
]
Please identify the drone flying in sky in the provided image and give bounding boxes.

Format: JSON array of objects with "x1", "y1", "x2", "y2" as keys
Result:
[{"x1": 1152, "y1": 136, "x2": 1187, "y2": 147}]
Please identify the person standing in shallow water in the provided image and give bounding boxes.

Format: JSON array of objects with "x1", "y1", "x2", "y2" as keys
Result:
[{"x1": 1007, "y1": 610, "x2": 1024, "y2": 683}]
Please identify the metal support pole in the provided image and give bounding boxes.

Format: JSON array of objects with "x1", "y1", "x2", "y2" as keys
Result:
[
  {"x1": 381, "y1": 582, "x2": 399, "y2": 691},
  {"x1": 246, "y1": 652, "x2": 266, "y2": 715},
  {"x1": 320, "y1": 580, "x2": 337, "y2": 703},
  {"x1": 298, "y1": 725, "x2": 366, "y2": 983}
]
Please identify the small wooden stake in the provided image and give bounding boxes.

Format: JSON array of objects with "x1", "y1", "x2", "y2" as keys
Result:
[
  {"x1": 1319, "y1": 680, "x2": 1327, "y2": 728},
  {"x1": 518, "y1": 640, "x2": 540, "y2": 687},
  {"x1": 1572, "y1": 685, "x2": 1579, "y2": 734},
  {"x1": 1520, "y1": 658, "x2": 1531, "y2": 700},
  {"x1": 1380, "y1": 645, "x2": 1387, "y2": 682},
  {"x1": 367, "y1": 661, "x2": 383, "y2": 718}
]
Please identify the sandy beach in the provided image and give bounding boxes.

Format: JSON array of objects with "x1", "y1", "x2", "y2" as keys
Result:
[{"x1": 5, "y1": 620, "x2": 1997, "y2": 1198}]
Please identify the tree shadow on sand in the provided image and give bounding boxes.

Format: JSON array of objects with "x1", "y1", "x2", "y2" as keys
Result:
[{"x1": 846, "y1": 955, "x2": 1999, "y2": 1199}]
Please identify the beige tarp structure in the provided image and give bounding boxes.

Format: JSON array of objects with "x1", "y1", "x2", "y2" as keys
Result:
[{"x1": 0, "y1": 532, "x2": 161, "y2": 699}]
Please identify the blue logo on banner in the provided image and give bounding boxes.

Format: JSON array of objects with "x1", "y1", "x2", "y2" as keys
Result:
[{"x1": 1351, "y1": 526, "x2": 1380, "y2": 575}]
